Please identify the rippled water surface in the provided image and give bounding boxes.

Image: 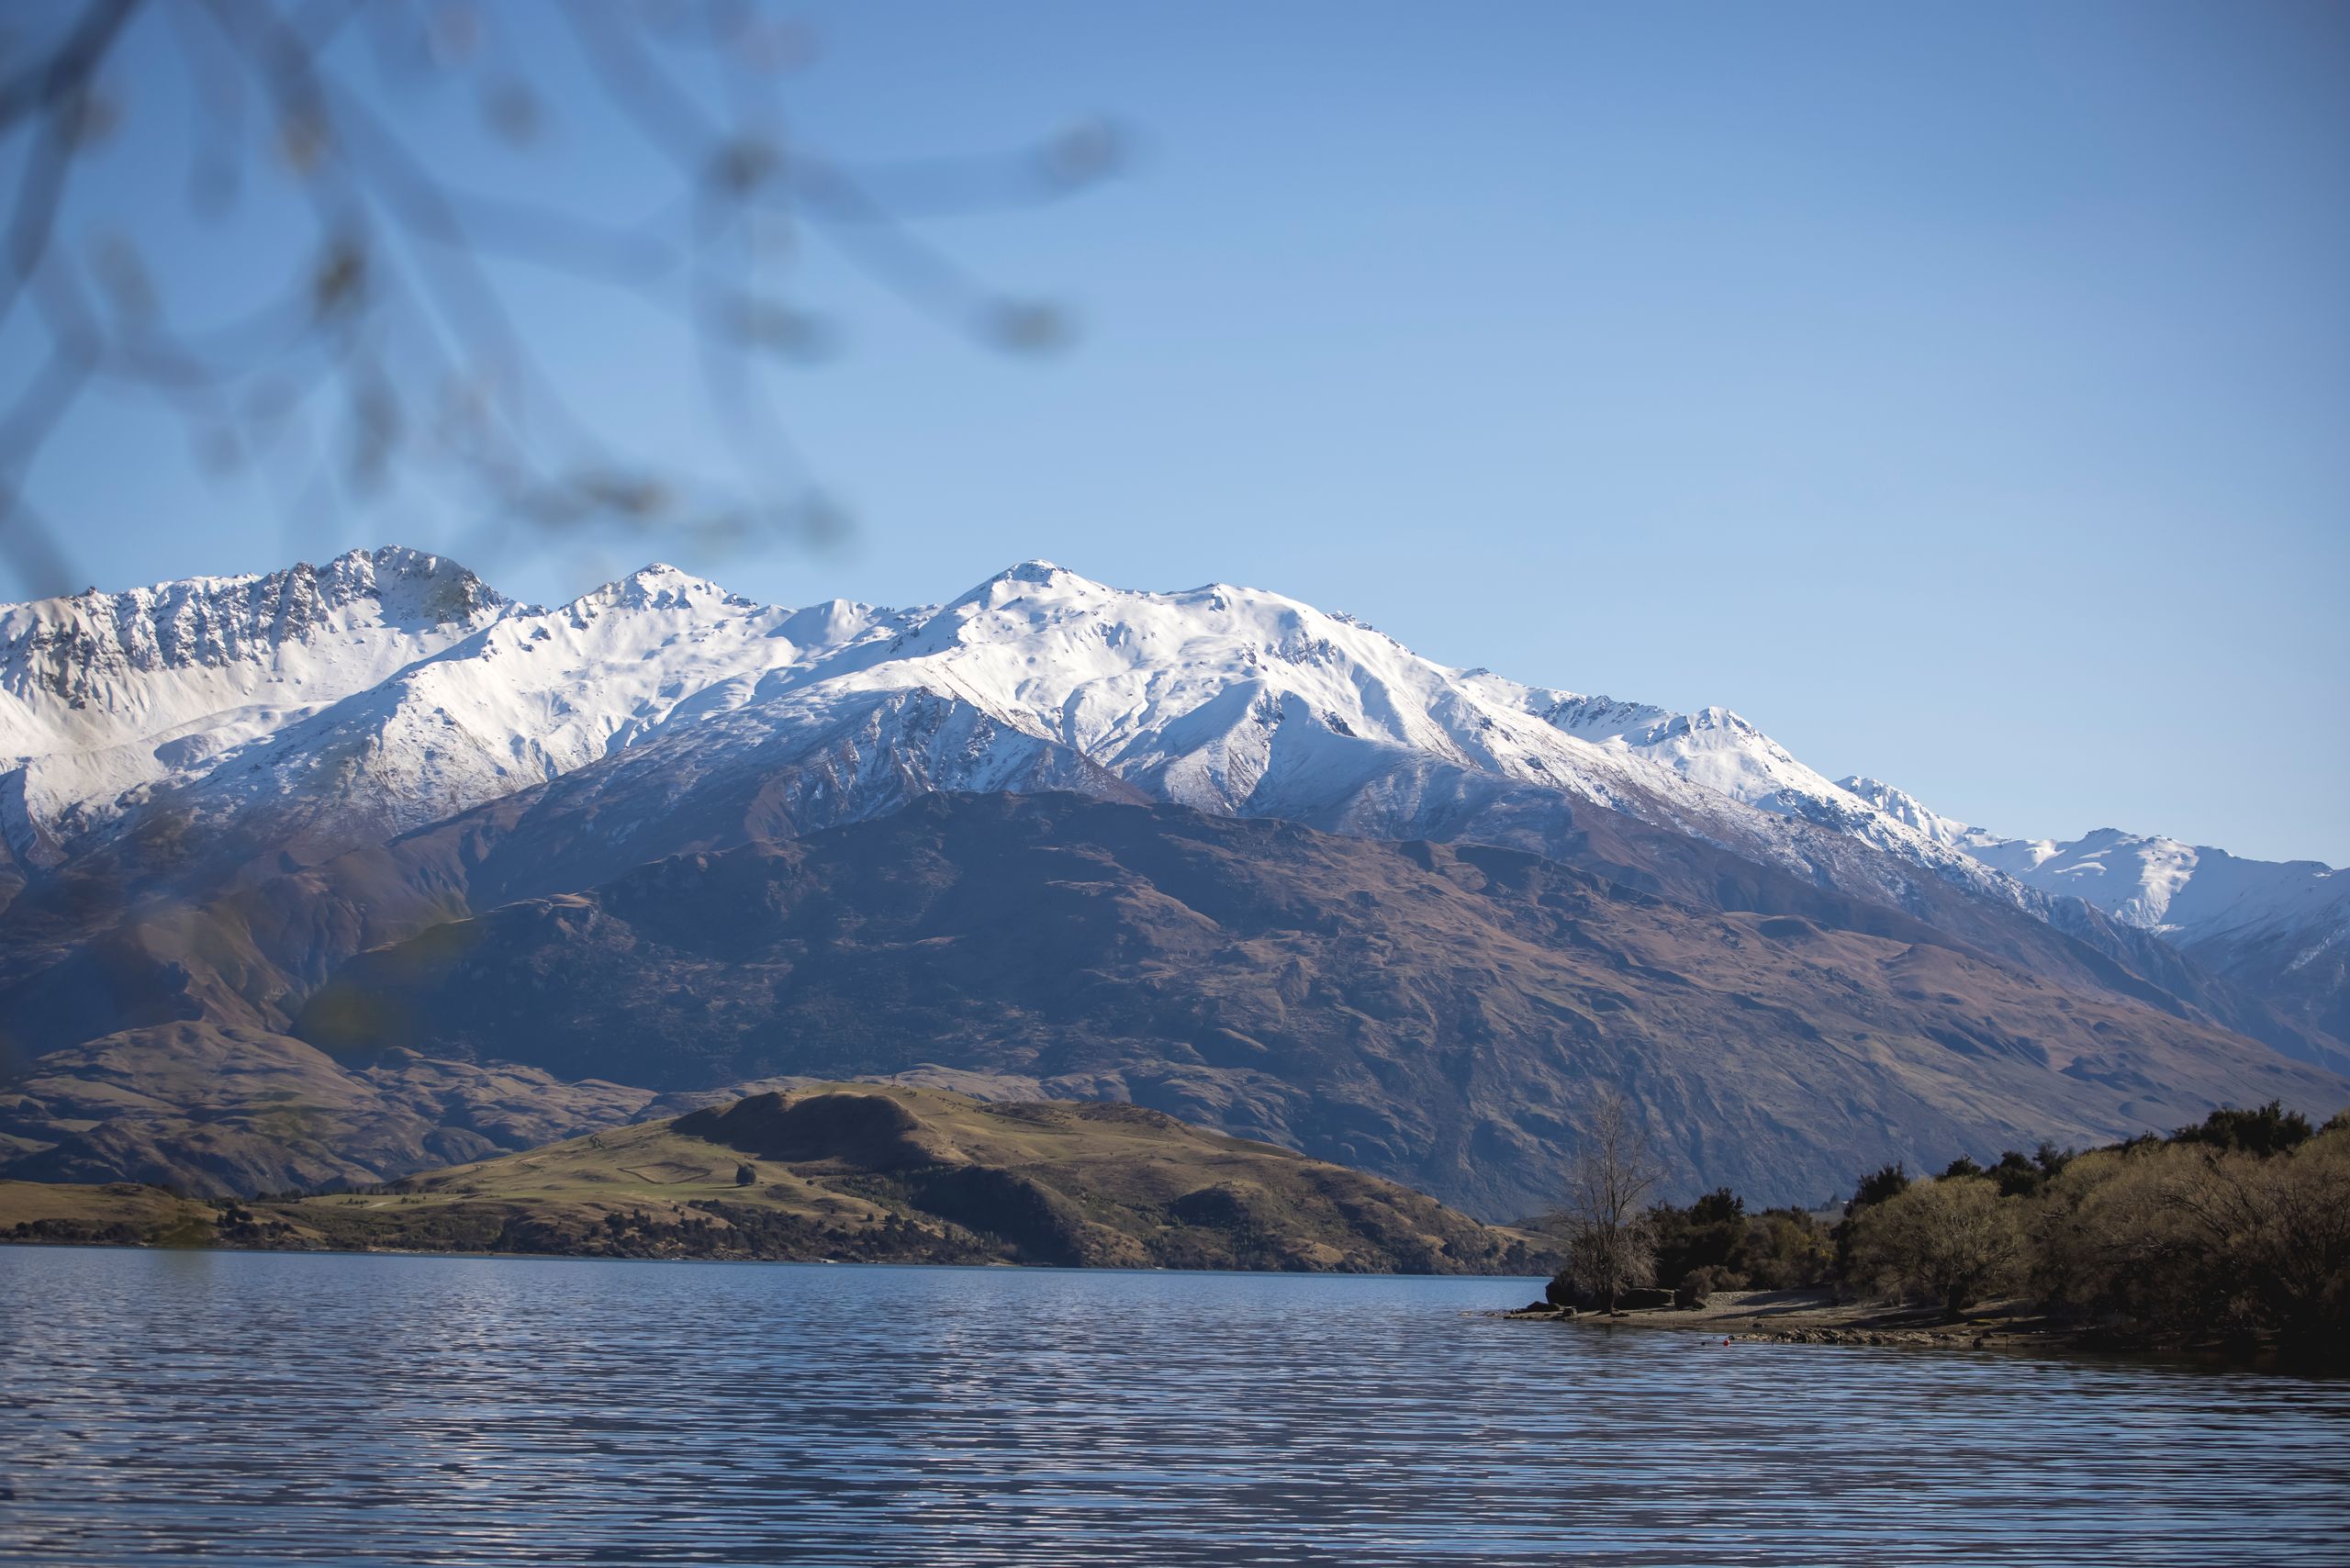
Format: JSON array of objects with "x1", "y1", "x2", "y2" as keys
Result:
[{"x1": 4, "y1": 1248, "x2": 2347, "y2": 1565}]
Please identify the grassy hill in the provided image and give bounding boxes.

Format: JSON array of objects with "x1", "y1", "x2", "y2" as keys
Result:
[{"x1": 1, "y1": 1083, "x2": 1551, "y2": 1275}]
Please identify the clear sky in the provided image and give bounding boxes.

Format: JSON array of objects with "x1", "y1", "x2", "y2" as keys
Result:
[{"x1": 7, "y1": 2, "x2": 2346, "y2": 863}]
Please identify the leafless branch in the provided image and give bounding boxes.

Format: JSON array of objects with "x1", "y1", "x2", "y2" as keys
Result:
[{"x1": 0, "y1": 0, "x2": 1123, "y2": 599}]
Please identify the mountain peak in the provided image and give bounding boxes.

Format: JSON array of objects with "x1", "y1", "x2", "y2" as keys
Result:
[
  {"x1": 2, "y1": 543, "x2": 502, "y2": 626},
  {"x1": 943, "y1": 559, "x2": 1121, "y2": 619},
  {"x1": 987, "y1": 558, "x2": 1099, "y2": 592},
  {"x1": 577, "y1": 562, "x2": 745, "y2": 613},
  {"x1": 625, "y1": 562, "x2": 711, "y2": 588},
  {"x1": 0, "y1": 543, "x2": 509, "y2": 777},
  {"x1": 323, "y1": 545, "x2": 508, "y2": 625}
]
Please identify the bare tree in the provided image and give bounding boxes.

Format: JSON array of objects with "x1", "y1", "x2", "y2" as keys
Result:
[
  {"x1": 0, "y1": 0, "x2": 1125, "y2": 598},
  {"x1": 1559, "y1": 1087, "x2": 1661, "y2": 1314}
]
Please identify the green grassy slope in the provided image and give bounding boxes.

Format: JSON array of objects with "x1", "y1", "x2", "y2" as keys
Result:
[{"x1": 3, "y1": 1083, "x2": 1553, "y2": 1275}]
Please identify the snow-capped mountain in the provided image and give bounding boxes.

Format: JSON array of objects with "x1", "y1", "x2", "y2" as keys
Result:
[
  {"x1": 2, "y1": 549, "x2": 2339, "y2": 1057},
  {"x1": 1835, "y1": 775, "x2": 2349, "y2": 1048},
  {"x1": 1464, "y1": 680, "x2": 2017, "y2": 890},
  {"x1": 1834, "y1": 775, "x2": 2344, "y2": 944},
  {"x1": 6, "y1": 547, "x2": 2344, "y2": 1202},
  {"x1": 1987, "y1": 829, "x2": 2342, "y2": 945},
  {"x1": 0, "y1": 547, "x2": 506, "y2": 868},
  {"x1": 0, "y1": 554, "x2": 2001, "y2": 901}
]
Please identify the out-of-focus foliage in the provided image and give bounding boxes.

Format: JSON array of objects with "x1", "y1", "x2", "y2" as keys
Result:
[{"x1": 0, "y1": 0, "x2": 1124, "y2": 597}]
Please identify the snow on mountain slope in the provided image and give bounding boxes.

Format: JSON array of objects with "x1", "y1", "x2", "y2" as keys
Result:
[
  {"x1": 310, "y1": 558, "x2": 1714, "y2": 882},
  {"x1": 0, "y1": 554, "x2": 1717, "y2": 875},
  {"x1": 805, "y1": 563, "x2": 1661, "y2": 812},
  {"x1": 43, "y1": 565, "x2": 923, "y2": 866},
  {"x1": 1833, "y1": 778, "x2": 2345, "y2": 942},
  {"x1": 0, "y1": 547, "x2": 503, "y2": 756},
  {"x1": 0, "y1": 550, "x2": 2113, "y2": 956},
  {"x1": 1, "y1": 547, "x2": 2326, "y2": 1022},
  {"x1": 1458, "y1": 674, "x2": 2023, "y2": 905},
  {"x1": 570, "y1": 559, "x2": 2031, "y2": 918},
  {"x1": 1831, "y1": 774, "x2": 2349, "y2": 1053},
  {"x1": 0, "y1": 548, "x2": 506, "y2": 867},
  {"x1": 1836, "y1": 776, "x2": 2009, "y2": 854},
  {"x1": 1967, "y1": 832, "x2": 2349, "y2": 947}
]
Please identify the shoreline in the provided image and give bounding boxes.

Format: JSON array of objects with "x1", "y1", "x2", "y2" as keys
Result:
[
  {"x1": 0, "y1": 1232, "x2": 1550, "y2": 1282},
  {"x1": 1485, "y1": 1288, "x2": 2339, "y2": 1377}
]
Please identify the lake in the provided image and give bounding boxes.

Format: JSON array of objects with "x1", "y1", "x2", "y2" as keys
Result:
[{"x1": 3, "y1": 1248, "x2": 2346, "y2": 1565}]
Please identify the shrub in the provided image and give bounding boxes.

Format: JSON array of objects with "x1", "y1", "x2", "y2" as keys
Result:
[
  {"x1": 1688, "y1": 1188, "x2": 1744, "y2": 1226},
  {"x1": 2173, "y1": 1102, "x2": 2314, "y2": 1158},
  {"x1": 1835, "y1": 1164, "x2": 1912, "y2": 1285},
  {"x1": 1742, "y1": 1209, "x2": 1833, "y2": 1290},
  {"x1": 1987, "y1": 1150, "x2": 2046, "y2": 1199},
  {"x1": 1847, "y1": 1164, "x2": 1909, "y2": 1212},
  {"x1": 1674, "y1": 1266, "x2": 1722, "y2": 1309},
  {"x1": 1650, "y1": 1187, "x2": 1749, "y2": 1284},
  {"x1": 1842, "y1": 1176, "x2": 2026, "y2": 1319},
  {"x1": 2035, "y1": 1127, "x2": 2350, "y2": 1361}
]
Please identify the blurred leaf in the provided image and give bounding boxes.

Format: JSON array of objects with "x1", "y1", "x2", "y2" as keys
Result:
[
  {"x1": 347, "y1": 375, "x2": 404, "y2": 493},
  {"x1": 88, "y1": 232, "x2": 155, "y2": 320},
  {"x1": 788, "y1": 491, "x2": 852, "y2": 550},
  {"x1": 428, "y1": 3, "x2": 482, "y2": 69},
  {"x1": 243, "y1": 375, "x2": 297, "y2": 425},
  {"x1": 279, "y1": 109, "x2": 332, "y2": 175},
  {"x1": 480, "y1": 80, "x2": 538, "y2": 144},
  {"x1": 311, "y1": 241, "x2": 367, "y2": 321},
  {"x1": 632, "y1": 0, "x2": 694, "y2": 39},
  {"x1": 984, "y1": 298, "x2": 1076, "y2": 355},
  {"x1": 711, "y1": 137, "x2": 781, "y2": 195},
  {"x1": 187, "y1": 155, "x2": 241, "y2": 219},
  {"x1": 561, "y1": 470, "x2": 675, "y2": 521},
  {"x1": 1040, "y1": 118, "x2": 1125, "y2": 186},
  {"x1": 727, "y1": 17, "x2": 819, "y2": 74},
  {"x1": 192, "y1": 424, "x2": 244, "y2": 476},
  {"x1": 0, "y1": 0, "x2": 1117, "y2": 600},
  {"x1": 726, "y1": 297, "x2": 834, "y2": 362},
  {"x1": 744, "y1": 211, "x2": 798, "y2": 268},
  {"x1": 66, "y1": 88, "x2": 122, "y2": 151}
]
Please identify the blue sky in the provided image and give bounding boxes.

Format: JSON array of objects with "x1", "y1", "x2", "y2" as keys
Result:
[{"x1": 7, "y1": 2, "x2": 2346, "y2": 863}]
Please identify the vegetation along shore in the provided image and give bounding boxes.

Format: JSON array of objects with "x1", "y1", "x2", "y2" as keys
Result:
[{"x1": 1519, "y1": 1100, "x2": 2350, "y2": 1372}]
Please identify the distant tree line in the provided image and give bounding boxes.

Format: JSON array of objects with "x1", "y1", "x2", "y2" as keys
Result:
[{"x1": 1548, "y1": 1100, "x2": 2350, "y2": 1368}]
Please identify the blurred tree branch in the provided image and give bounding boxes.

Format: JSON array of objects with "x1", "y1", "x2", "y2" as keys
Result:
[{"x1": 0, "y1": 0, "x2": 1125, "y2": 598}]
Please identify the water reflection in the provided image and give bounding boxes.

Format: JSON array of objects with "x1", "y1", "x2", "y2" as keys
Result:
[{"x1": 3, "y1": 1249, "x2": 2346, "y2": 1565}]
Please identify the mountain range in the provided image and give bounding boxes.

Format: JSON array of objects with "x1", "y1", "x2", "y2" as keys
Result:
[
  {"x1": 1839, "y1": 777, "x2": 2348, "y2": 1050},
  {"x1": 2, "y1": 546, "x2": 2341, "y2": 1216}
]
